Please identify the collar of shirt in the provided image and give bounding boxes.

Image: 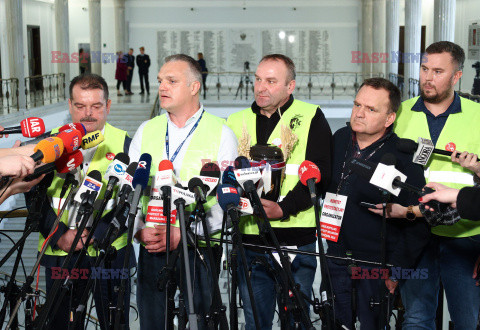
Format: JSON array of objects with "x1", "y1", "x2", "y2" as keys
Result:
[
  {"x1": 412, "y1": 92, "x2": 462, "y2": 117},
  {"x1": 251, "y1": 94, "x2": 294, "y2": 117},
  {"x1": 349, "y1": 123, "x2": 393, "y2": 157},
  {"x1": 165, "y1": 105, "x2": 203, "y2": 128}
]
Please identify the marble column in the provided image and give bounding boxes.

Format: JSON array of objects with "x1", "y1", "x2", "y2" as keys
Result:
[
  {"x1": 404, "y1": 0, "x2": 422, "y2": 98},
  {"x1": 386, "y1": 0, "x2": 400, "y2": 77},
  {"x1": 6, "y1": 0, "x2": 26, "y2": 109},
  {"x1": 55, "y1": 0, "x2": 70, "y2": 85},
  {"x1": 434, "y1": 0, "x2": 456, "y2": 42},
  {"x1": 362, "y1": 0, "x2": 374, "y2": 77},
  {"x1": 372, "y1": 0, "x2": 386, "y2": 75},
  {"x1": 89, "y1": 0, "x2": 102, "y2": 75},
  {"x1": 114, "y1": 0, "x2": 126, "y2": 53}
]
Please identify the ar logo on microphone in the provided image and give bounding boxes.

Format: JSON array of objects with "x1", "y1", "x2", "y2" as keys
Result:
[
  {"x1": 445, "y1": 142, "x2": 456, "y2": 152},
  {"x1": 106, "y1": 153, "x2": 115, "y2": 161}
]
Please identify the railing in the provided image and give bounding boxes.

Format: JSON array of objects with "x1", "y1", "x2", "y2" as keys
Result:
[
  {"x1": 0, "y1": 78, "x2": 19, "y2": 114},
  {"x1": 150, "y1": 93, "x2": 161, "y2": 119},
  {"x1": 458, "y1": 91, "x2": 480, "y2": 103},
  {"x1": 202, "y1": 71, "x2": 383, "y2": 101},
  {"x1": 388, "y1": 73, "x2": 404, "y2": 99},
  {"x1": 24, "y1": 73, "x2": 66, "y2": 109},
  {"x1": 408, "y1": 78, "x2": 420, "y2": 99}
]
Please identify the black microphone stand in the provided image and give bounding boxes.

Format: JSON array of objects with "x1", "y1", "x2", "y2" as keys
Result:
[
  {"x1": 6, "y1": 178, "x2": 78, "y2": 329},
  {"x1": 161, "y1": 186, "x2": 175, "y2": 330},
  {"x1": 194, "y1": 201, "x2": 229, "y2": 330},
  {"x1": 174, "y1": 198, "x2": 199, "y2": 330},
  {"x1": 0, "y1": 174, "x2": 52, "y2": 328},
  {"x1": 72, "y1": 203, "x2": 130, "y2": 329},
  {"x1": 34, "y1": 189, "x2": 97, "y2": 329},
  {"x1": 242, "y1": 180, "x2": 315, "y2": 330},
  {"x1": 309, "y1": 186, "x2": 336, "y2": 330}
]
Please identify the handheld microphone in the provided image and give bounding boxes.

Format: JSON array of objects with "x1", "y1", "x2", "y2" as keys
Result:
[
  {"x1": 233, "y1": 156, "x2": 264, "y2": 215},
  {"x1": 24, "y1": 149, "x2": 83, "y2": 181},
  {"x1": 298, "y1": 160, "x2": 321, "y2": 200},
  {"x1": 1, "y1": 117, "x2": 45, "y2": 137},
  {"x1": 81, "y1": 130, "x2": 104, "y2": 149},
  {"x1": 58, "y1": 122, "x2": 87, "y2": 137},
  {"x1": 216, "y1": 184, "x2": 241, "y2": 213},
  {"x1": 31, "y1": 137, "x2": 65, "y2": 163},
  {"x1": 348, "y1": 155, "x2": 421, "y2": 196},
  {"x1": 56, "y1": 128, "x2": 82, "y2": 154},
  {"x1": 103, "y1": 153, "x2": 130, "y2": 200},
  {"x1": 146, "y1": 160, "x2": 177, "y2": 225},
  {"x1": 396, "y1": 137, "x2": 477, "y2": 166}
]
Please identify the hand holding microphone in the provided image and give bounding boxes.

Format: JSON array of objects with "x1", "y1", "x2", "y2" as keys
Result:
[
  {"x1": 451, "y1": 150, "x2": 480, "y2": 178},
  {"x1": 0, "y1": 155, "x2": 36, "y2": 178},
  {"x1": 419, "y1": 182, "x2": 459, "y2": 209}
]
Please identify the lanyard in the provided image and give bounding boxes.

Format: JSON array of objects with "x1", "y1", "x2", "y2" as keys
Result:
[
  {"x1": 165, "y1": 109, "x2": 205, "y2": 163},
  {"x1": 336, "y1": 139, "x2": 385, "y2": 195}
]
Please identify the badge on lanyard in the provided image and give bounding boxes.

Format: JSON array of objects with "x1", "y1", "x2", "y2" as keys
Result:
[{"x1": 320, "y1": 192, "x2": 348, "y2": 242}]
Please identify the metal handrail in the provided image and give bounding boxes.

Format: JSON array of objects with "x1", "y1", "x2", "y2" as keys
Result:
[
  {"x1": 150, "y1": 93, "x2": 161, "y2": 118},
  {"x1": 0, "y1": 78, "x2": 19, "y2": 114},
  {"x1": 24, "y1": 73, "x2": 66, "y2": 109}
]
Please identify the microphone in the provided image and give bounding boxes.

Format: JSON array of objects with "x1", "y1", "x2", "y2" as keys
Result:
[
  {"x1": 103, "y1": 153, "x2": 130, "y2": 201},
  {"x1": 223, "y1": 165, "x2": 244, "y2": 196},
  {"x1": 233, "y1": 156, "x2": 264, "y2": 215},
  {"x1": 73, "y1": 170, "x2": 103, "y2": 227},
  {"x1": 396, "y1": 137, "x2": 477, "y2": 166},
  {"x1": 1, "y1": 117, "x2": 45, "y2": 137},
  {"x1": 56, "y1": 128, "x2": 82, "y2": 154},
  {"x1": 24, "y1": 149, "x2": 83, "y2": 181},
  {"x1": 145, "y1": 160, "x2": 177, "y2": 225},
  {"x1": 31, "y1": 137, "x2": 65, "y2": 163},
  {"x1": 199, "y1": 162, "x2": 221, "y2": 196},
  {"x1": 58, "y1": 122, "x2": 87, "y2": 137},
  {"x1": 117, "y1": 162, "x2": 137, "y2": 207},
  {"x1": 81, "y1": 130, "x2": 104, "y2": 149},
  {"x1": 130, "y1": 154, "x2": 152, "y2": 214},
  {"x1": 298, "y1": 160, "x2": 321, "y2": 200},
  {"x1": 188, "y1": 177, "x2": 207, "y2": 203},
  {"x1": 216, "y1": 184, "x2": 241, "y2": 217},
  {"x1": 347, "y1": 155, "x2": 424, "y2": 196}
]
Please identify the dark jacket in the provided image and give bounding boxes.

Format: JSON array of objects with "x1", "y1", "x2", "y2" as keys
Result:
[
  {"x1": 126, "y1": 54, "x2": 135, "y2": 70},
  {"x1": 458, "y1": 186, "x2": 480, "y2": 221},
  {"x1": 326, "y1": 125, "x2": 430, "y2": 269},
  {"x1": 115, "y1": 57, "x2": 128, "y2": 81},
  {"x1": 136, "y1": 54, "x2": 150, "y2": 74}
]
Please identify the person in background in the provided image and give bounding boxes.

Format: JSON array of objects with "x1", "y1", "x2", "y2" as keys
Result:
[{"x1": 115, "y1": 51, "x2": 128, "y2": 96}]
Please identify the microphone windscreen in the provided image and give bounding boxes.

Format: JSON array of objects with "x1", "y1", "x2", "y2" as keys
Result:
[
  {"x1": 86, "y1": 169, "x2": 102, "y2": 182},
  {"x1": 21, "y1": 117, "x2": 45, "y2": 138},
  {"x1": 56, "y1": 149, "x2": 83, "y2": 173},
  {"x1": 298, "y1": 160, "x2": 321, "y2": 186},
  {"x1": 81, "y1": 130, "x2": 104, "y2": 149},
  {"x1": 34, "y1": 137, "x2": 65, "y2": 163},
  {"x1": 222, "y1": 166, "x2": 238, "y2": 186},
  {"x1": 114, "y1": 152, "x2": 130, "y2": 165},
  {"x1": 396, "y1": 138, "x2": 418, "y2": 154},
  {"x1": 132, "y1": 153, "x2": 152, "y2": 189},
  {"x1": 126, "y1": 162, "x2": 137, "y2": 176},
  {"x1": 380, "y1": 153, "x2": 397, "y2": 166},
  {"x1": 216, "y1": 184, "x2": 240, "y2": 212},
  {"x1": 200, "y1": 162, "x2": 221, "y2": 178},
  {"x1": 234, "y1": 156, "x2": 250, "y2": 169},
  {"x1": 158, "y1": 159, "x2": 174, "y2": 171},
  {"x1": 56, "y1": 129, "x2": 82, "y2": 154},
  {"x1": 59, "y1": 123, "x2": 87, "y2": 137},
  {"x1": 188, "y1": 177, "x2": 204, "y2": 192}
]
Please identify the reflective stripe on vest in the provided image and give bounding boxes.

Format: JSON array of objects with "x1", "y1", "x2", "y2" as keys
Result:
[
  {"x1": 227, "y1": 99, "x2": 319, "y2": 235},
  {"x1": 39, "y1": 123, "x2": 129, "y2": 256},
  {"x1": 395, "y1": 96, "x2": 480, "y2": 237}
]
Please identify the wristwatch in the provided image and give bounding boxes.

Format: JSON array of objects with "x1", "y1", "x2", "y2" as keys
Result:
[{"x1": 406, "y1": 205, "x2": 417, "y2": 221}]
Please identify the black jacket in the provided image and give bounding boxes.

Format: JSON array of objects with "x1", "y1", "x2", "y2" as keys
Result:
[
  {"x1": 136, "y1": 54, "x2": 150, "y2": 74},
  {"x1": 326, "y1": 126, "x2": 430, "y2": 269}
]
